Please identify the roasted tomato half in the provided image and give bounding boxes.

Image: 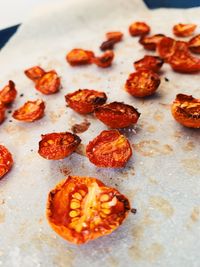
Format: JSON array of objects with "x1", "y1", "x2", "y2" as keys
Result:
[
  {"x1": 0, "y1": 145, "x2": 13, "y2": 179},
  {"x1": 12, "y1": 99, "x2": 45, "y2": 122},
  {"x1": 65, "y1": 89, "x2": 107, "y2": 114},
  {"x1": 92, "y1": 51, "x2": 114, "y2": 68},
  {"x1": 0, "y1": 80, "x2": 17, "y2": 105},
  {"x1": 38, "y1": 132, "x2": 81, "y2": 160},
  {"x1": 173, "y1": 23, "x2": 197, "y2": 37},
  {"x1": 0, "y1": 104, "x2": 6, "y2": 124},
  {"x1": 100, "y1": 32, "x2": 123, "y2": 51},
  {"x1": 188, "y1": 34, "x2": 200, "y2": 54},
  {"x1": 171, "y1": 94, "x2": 200, "y2": 128},
  {"x1": 66, "y1": 49, "x2": 94, "y2": 66},
  {"x1": 125, "y1": 70, "x2": 160, "y2": 98},
  {"x1": 139, "y1": 34, "x2": 165, "y2": 51},
  {"x1": 35, "y1": 70, "x2": 60, "y2": 95},
  {"x1": 95, "y1": 102, "x2": 140, "y2": 128},
  {"x1": 157, "y1": 37, "x2": 177, "y2": 61},
  {"x1": 24, "y1": 66, "x2": 46, "y2": 82},
  {"x1": 47, "y1": 176, "x2": 130, "y2": 244},
  {"x1": 134, "y1": 55, "x2": 164, "y2": 72},
  {"x1": 129, "y1": 22, "x2": 150, "y2": 36},
  {"x1": 86, "y1": 130, "x2": 132, "y2": 168}
]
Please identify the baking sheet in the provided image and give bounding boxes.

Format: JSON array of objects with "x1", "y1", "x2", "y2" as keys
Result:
[{"x1": 0, "y1": 1, "x2": 200, "y2": 266}]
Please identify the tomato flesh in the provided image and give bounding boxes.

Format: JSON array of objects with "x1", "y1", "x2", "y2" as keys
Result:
[
  {"x1": 188, "y1": 34, "x2": 200, "y2": 54},
  {"x1": 0, "y1": 80, "x2": 17, "y2": 105},
  {"x1": 92, "y1": 50, "x2": 114, "y2": 68},
  {"x1": 173, "y1": 23, "x2": 196, "y2": 37},
  {"x1": 35, "y1": 70, "x2": 60, "y2": 95},
  {"x1": 24, "y1": 66, "x2": 46, "y2": 82},
  {"x1": 134, "y1": 55, "x2": 163, "y2": 72},
  {"x1": 66, "y1": 49, "x2": 94, "y2": 66},
  {"x1": 139, "y1": 34, "x2": 165, "y2": 51},
  {"x1": 0, "y1": 145, "x2": 13, "y2": 179},
  {"x1": 129, "y1": 22, "x2": 150, "y2": 36}
]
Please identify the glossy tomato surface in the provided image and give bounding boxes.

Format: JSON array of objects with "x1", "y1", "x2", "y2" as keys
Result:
[
  {"x1": 0, "y1": 80, "x2": 17, "y2": 105},
  {"x1": 173, "y1": 23, "x2": 196, "y2": 37},
  {"x1": 139, "y1": 34, "x2": 165, "y2": 51},
  {"x1": 66, "y1": 49, "x2": 94, "y2": 66},
  {"x1": 129, "y1": 22, "x2": 150, "y2": 36},
  {"x1": 92, "y1": 50, "x2": 114, "y2": 68},
  {"x1": 0, "y1": 145, "x2": 13, "y2": 179},
  {"x1": 24, "y1": 66, "x2": 46, "y2": 82},
  {"x1": 134, "y1": 55, "x2": 164, "y2": 72},
  {"x1": 35, "y1": 70, "x2": 60, "y2": 94}
]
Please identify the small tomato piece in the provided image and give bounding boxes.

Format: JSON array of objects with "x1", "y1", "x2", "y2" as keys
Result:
[
  {"x1": 66, "y1": 49, "x2": 94, "y2": 66},
  {"x1": 92, "y1": 50, "x2": 114, "y2": 68},
  {"x1": 0, "y1": 103, "x2": 6, "y2": 124},
  {"x1": 139, "y1": 34, "x2": 165, "y2": 51},
  {"x1": 129, "y1": 22, "x2": 150, "y2": 36},
  {"x1": 24, "y1": 66, "x2": 46, "y2": 82},
  {"x1": 12, "y1": 99, "x2": 45, "y2": 122},
  {"x1": 35, "y1": 70, "x2": 60, "y2": 95},
  {"x1": 95, "y1": 102, "x2": 140, "y2": 128},
  {"x1": 134, "y1": 55, "x2": 164, "y2": 72},
  {"x1": 86, "y1": 130, "x2": 132, "y2": 168},
  {"x1": 100, "y1": 40, "x2": 116, "y2": 51},
  {"x1": 47, "y1": 176, "x2": 130, "y2": 244},
  {"x1": 38, "y1": 132, "x2": 81, "y2": 160},
  {"x1": 0, "y1": 80, "x2": 17, "y2": 105},
  {"x1": 65, "y1": 89, "x2": 107, "y2": 114},
  {"x1": 157, "y1": 37, "x2": 177, "y2": 61},
  {"x1": 125, "y1": 70, "x2": 160, "y2": 98},
  {"x1": 171, "y1": 94, "x2": 200, "y2": 128},
  {"x1": 106, "y1": 31, "x2": 123, "y2": 42},
  {"x1": 188, "y1": 34, "x2": 200, "y2": 54},
  {"x1": 173, "y1": 23, "x2": 197, "y2": 37},
  {"x1": 0, "y1": 145, "x2": 13, "y2": 179}
]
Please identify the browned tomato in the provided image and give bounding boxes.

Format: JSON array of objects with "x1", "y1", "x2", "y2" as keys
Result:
[
  {"x1": 188, "y1": 34, "x2": 200, "y2": 54},
  {"x1": 129, "y1": 22, "x2": 150, "y2": 36},
  {"x1": 125, "y1": 70, "x2": 160, "y2": 98},
  {"x1": 65, "y1": 89, "x2": 107, "y2": 114},
  {"x1": 157, "y1": 36, "x2": 177, "y2": 61},
  {"x1": 134, "y1": 55, "x2": 164, "y2": 72},
  {"x1": 139, "y1": 34, "x2": 165, "y2": 51},
  {"x1": 0, "y1": 145, "x2": 13, "y2": 179},
  {"x1": 47, "y1": 176, "x2": 130, "y2": 244},
  {"x1": 173, "y1": 23, "x2": 197, "y2": 37},
  {"x1": 171, "y1": 94, "x2": 200, "y2": 128},
  {"x1": 0, "y1": 80, "x2": 17, "y2": 105},
  {"x1": 35, "y1": 70, "x2": 60, "y2": 95},
  {"x1": 92, "y1": 50, "x2": 114, "y2": 68},
  {"x1": 86, "y1": 130, "x2": 132, "y2": 168},
  {"x1": 100, "y1": 32, "x2": 123, "y2": 51},
  {"x1": 66, "y1": 49, "x2": 94, "y2": 66},
  {"x1": 0, "y1": 103, "x2": 6, "y2": 124},
  {"x1": 95, "y1": 102, "x2": 140, "y2": 128},
  {"x1": 24, "y1": 66, "x2": 46, "y2": 82},
  {"x1": 12, "y1": 99, "x2": 45, "y2": 122},
  {"x1": 38, "y1": 132, "x2": 81, "y2": 160}
]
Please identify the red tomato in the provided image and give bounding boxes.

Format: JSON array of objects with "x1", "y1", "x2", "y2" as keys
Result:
[
  {"x1": 47, "y1": 176, "x2": 130, "y2": 244},
  {"x1": 66, "y1": 49, "x2": 95, "y2": 66},
  {"x1": 129, "y1": 22, "x2": 150, "y2": 36},
  {"x1": 188, "y1": 34, "x2": 200, "y2": 54},
  {"x1": 173, "y1": 23, "x2": 196, "y2": 37},
  {"x1": 0, "y1": 80, "x2": 17, "y2": 105},
  {"x1": 100, "y1": 32, "x2": 123, "y2": 51},
  {"x1": 0, "y1": 145, "x2": 13, "y2": 179},
  {"x1": 92, "y1": 50, "x2": 114, "y2": 68},
  {"x1": 134, "y1": 55, "x2": 164, "y2": 72},
  {"x1": 157, "y1": 37, "x2": 177, "y2": 61},
  {"x1": 24, "y1": 66, "x2": 46, "y2": 82},
  {"x1": 139, "y1": 34, "x2": 165, "y2": 51},
  {"x1": 0, "y1": 104, "x2": 6, "y2": 124},
  {"x1": 35, "y1": 70, "x2": 60, "y2": 95}
]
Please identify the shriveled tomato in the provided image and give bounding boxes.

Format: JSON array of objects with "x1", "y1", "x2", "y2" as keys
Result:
[
  {"x1": 35, "y1": 70, "x2": 60, "y2": 95},
  {"x1": 157, "y1": 36, "x2": 177, "y2": 61},
  {"x1": 0, "y1": 145, "x2": 13, "y2": 179},
  {"x1": 139, "y1": 34, "x2": 165, "y2": 51},
  {"x1": 125, "y1": 70, "x2": 160, "y2": 98},
  {"x1": 173, "y1": 23, "x2": 196, "y2": 37},
  {"x1": 66, "y1": 49, "x2": 94, "y2": 66},
  {"x1": 12, "y1": 99, "x2": 45, "y2": 122},
  {"x1": 188, "y1": 34, "x2": 200, "y2": 54},
  {"x1": 134, "y1": 55, "x2": 164, "y2": 72},
  {"x1": 0, "y1": 104, "x2": 6, "y2": 124},
  {"x1": 95, "y1": 102, "x2": 140, "y2": 128},
  {"x1": 129, "y1": 22, "x2": 150, "y2": 36},
  {"x1": 100, "y1": 32, "x2": 123, "y2": 51},
  {"x1": 171, "y1": 94, "x2": 200, "y2": 128},
  {"x1": 24, "y1": 66, "x2": 46, "y2": 82},
  {"x1": 86, "y1": 130, "x2": 132, "y2": 168},
  {"x1": 47, "y1": 176, "x2": 130, "y2": 244},
  {"x1": 38, "y1": 132, "x2": 81, "y2": 160},
  {"x1": 92, "y1": 50, "x2": 114, "y2": 68},
  {"x1": 65, "y1": 89, "x2": 107, "y2": 114},
  {"x1": 0, "y1": 80, "x2": 17, "y2": 105}
]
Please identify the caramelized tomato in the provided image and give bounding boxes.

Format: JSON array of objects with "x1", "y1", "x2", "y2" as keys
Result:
[
  {"x1": 125, "y1": 70, "x2": 160, "y2": 98},
  {"x1": 12, "y1": 99, "x2": 45, "y2": 122},
  {"x1": 139, "y1": 34, "x2": 165, "y2": 51},
  {"x1": 173, "y1": 23, "x2": 197, "y2": 37},
  {"x1": 188, "y1": 34, "x2": 200, "y2": 54},
  {"x1": 86, "y1": 130, "x2": 132, "y2": 168},
  {"x1": 0, "y1": 145, "x2": 13, "y2": 179},
  {"x1": 129, "y1": 22, "x2": 150, "y2": 36},
  {"x1": 134, "y1": 55, "x2": 164, "y2": 72},
  {"x1": 95, "y1": 102, "x2": 140, "y2": 128},
  {"x1": 66, "y1": 49, "x2": 94, "y2": 66},
  {"x1": 47, "y1": 176, "x2": 130, "y2": 244},
  {"x1": 65, "y1": 89, "x2": 107, "y2": 114},
  {"x1": 0, "y1": 80, "x2": 17, "y2": 105},
  {"x1": 92, "y1": 50, "x2": 114, "y2": 68},
  {"x1": 0, "y1": 104, "x2": 6, "y2": 124},
  {"x1": 35, "y1": 70, "x2": 60, "y2": 95},
  {"x1": 24, "y1": 66, "x2": 46, "y2": 82},
  {"x1": 100, "y1": 32, "x2": 123, "y2": 51},
  {"x1": 38, "y1": 132, "x2": 81, "y2": 160},
  {"x1": 171, "y1": 94, "x2": 200, "y2": 128},
  {"x1": 157, "y1": 37, "x2": 177, "y2": 61}
]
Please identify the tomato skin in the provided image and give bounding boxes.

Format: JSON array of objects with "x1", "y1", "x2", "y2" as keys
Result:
[
  {"x1": 24, "y1": 66, "x2": 46, "y2": 82},
  {"x1": 139, "y1": 34, "x2": 165, "y2": 51},
  {"x1": 66, "y1": 49, "x2": 94, "y2": 66},
  {"x1": 100, "y1": 32, "x2": 123, "y2": 51},
  {"x1": 38, "y1": 132, "x2": 81, "y2": 160},
  {"x1": 95, "y1": 102, "x2": 140, "y2": 128},
  {"x1": 134, "y1": 55, "x2": 164, "y2": 72},
  {"x1": 0, "y1": 145, "x2": 13, "y2": 179},
  {"x1": 0, "y1": 103, "x2": 6, "y2": 124},
  {"x1": 35, "y1": 70, "x2": 60, "y2": 95},
  {"x1": 129, "y1": 22, "x2": 150, "y2": 36},
  {"x1": 173, "y1": 23, "x2": 196, "y2": 37},
  {"x1": 47, "y1": 176, "x2": 130, "y2": 244},
  {"x1": 86, "y1": 130, "x2": 132, "y2": 168},
  {"x1": 12, "y1": 99, "x2": 45, "y2": 122},
  {"x1": 171, "y1": 94, "x2": 200, "y2": 128},
  {"x1": 65, "y1": 89, "x2": 107, "y2": 114},
  {"x1": 157, "y1": 37, "x2": 176, "y2": 61},
  {"x1": 0, "y1": 80, "x2": 17, "y2": 105},
  {"x1": 92, "y1": 50, "x2": 114, "y2": 68},
  {"x1": 125, "y1": 70, "x2": 160, "y2": 98},
  {"x1": 188, "y1": 34, "x2": 200, "y2": 54}
]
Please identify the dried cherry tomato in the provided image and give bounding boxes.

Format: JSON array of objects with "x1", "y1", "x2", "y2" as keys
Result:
[
  {"x1": 173, "y1": 23, "x2": 196, "y2": 37},
  {"x1": 35, "y1": 70, "x2": 60, "y2": 95},
  {"x1": 171, "y1": 94, "x2": 200, "y2": 128},
  {"x1": 86, "y1": 130, "x2": 132, "y2": 168},
  {"x1": 47, "y1": 175, "x2": 130, "y2": 244},
  {"x1": 0, "y1": 104, "x2": 6, "y2": 124},
  {"x1": 66, "y1": 49, "x2": 94, "y2": 66},
  {"x1": 38, "y1": 132, "x2": 81, "y2": 160},
  {"x1": 134, "y1": 55, "x2": 164, "y2": 72},
  {"x1": 0, "y1": 80, "x2": 17, "y2": 105},
  {"x1": 157, "y1": 37, "x2": 177, "y2": 61},
  {"x1": 125, "y1": 70, "x2": 160, "y2": 97},
  {"x1": 65, "y1": 89, "x2": 107, "y2": 114},
  {"x1": 129, "y1": 22, "x2": 150, "y2": 36},
  {"x1": 24, "y1": 66, "x2": 46, "y2": 82},
  {"x1": 139, "y1": 34, "x2": 165, "y2": 51},
  {"x1": 188, "y1": 34, "x2": 200, "y2": 54},
  {"x1": 95, "y1": 102, "x2": 140, "y2": 128},
  {"x1": 92, "y1": 50, "x2": 114, "y2": 68},
  {"x1": 100, "y1": 32, "x2": 123, "y2": 51},
  {"x1": 0, "y1": 145, "x2": 13, "y2": 179},
  {"x1": 12, "y1": 99, "x2": 45, "y2": 122}
]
